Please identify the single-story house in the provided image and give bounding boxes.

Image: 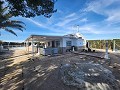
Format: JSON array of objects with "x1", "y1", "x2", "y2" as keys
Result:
[{"x1": 25, "y1": 33, "x2": 86, "y2": 55}]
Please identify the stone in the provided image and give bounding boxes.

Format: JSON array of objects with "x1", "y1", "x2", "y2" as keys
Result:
[{"x1": 60, "y1": 63, "x2": 118, "y2": 89}]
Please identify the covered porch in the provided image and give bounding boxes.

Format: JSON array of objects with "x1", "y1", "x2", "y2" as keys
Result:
[{"x1": 25, "y1": 35, "x2": 63, "y2": 55}]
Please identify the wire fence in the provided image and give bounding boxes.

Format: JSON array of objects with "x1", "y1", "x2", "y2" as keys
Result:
[
  {"x1": 114, "y1": 39, "x2": 120, "y2": 51},
  {"x1": 87, "y1": 39, "x2": 120, "y2": 51}
]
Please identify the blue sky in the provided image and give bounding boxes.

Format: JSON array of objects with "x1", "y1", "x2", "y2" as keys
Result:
[{"x1": 1, "y1": 0, "x2": 120, "y2": 42}]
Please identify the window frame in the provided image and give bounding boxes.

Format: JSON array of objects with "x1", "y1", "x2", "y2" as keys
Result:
[{"x1": 66, "y1": 41, "x2": 72, "y2": 46}]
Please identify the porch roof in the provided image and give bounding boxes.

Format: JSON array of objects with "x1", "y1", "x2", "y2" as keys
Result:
[{"x1": 25, "y1": 35, "x2": 63, "y2": 42}]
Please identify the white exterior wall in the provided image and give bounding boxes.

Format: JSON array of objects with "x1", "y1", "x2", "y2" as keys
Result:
[
  {"x1": 72, "y1": 39, "x2": 77, "y2": 46},
  {"x1": 62, "y1": 38, "x2": 73, "y2": 47},
  {"x1": 76, "y1": 39, "x2": 84, "y2": 46},
  {"x1": 60, "y1": 39, "x2": 63, "y2": 47},
  {"x1": 61, "y1": 37, "x2": 85, "y2": 47}
]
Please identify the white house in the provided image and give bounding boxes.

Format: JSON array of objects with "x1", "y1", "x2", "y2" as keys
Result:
[{"x1": 25, "y1": 33, "x2": 86, "y2": 55}]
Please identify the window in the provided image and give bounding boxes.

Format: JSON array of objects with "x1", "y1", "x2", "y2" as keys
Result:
[
  {"x1": 66, "y1": 41, "x2": 72, "y2": 46},
  {"x1": 56, "y1": 41, "x2": 60, "y2": 47}
]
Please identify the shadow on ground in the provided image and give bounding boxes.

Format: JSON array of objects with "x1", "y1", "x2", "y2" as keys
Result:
[
  {"x1": 0, "y1": 51, "x2": 120, "y2": 90},
  {"x1": 0, "y1": 49, "x2": 28, "y2": 90}
]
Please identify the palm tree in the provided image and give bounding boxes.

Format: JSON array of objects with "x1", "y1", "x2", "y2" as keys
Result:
[{"x1": 0, "y1": 1, "x2": 25, "y2": 36}]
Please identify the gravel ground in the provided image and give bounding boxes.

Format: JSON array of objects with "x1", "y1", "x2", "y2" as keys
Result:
[{"x1": 0, "y1": 49, "x2": 120, "y2": 90}]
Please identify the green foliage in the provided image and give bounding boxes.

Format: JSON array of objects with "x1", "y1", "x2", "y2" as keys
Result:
[
  {"x1": 88, "y1": 39, "x2": 120, "y2": 50},
  {"x1": 113, "y1": 39, "x2": 120, "y2": 50},
  {"x1": 0, "y1": 2, "x2": 25, "y2": 36},
  {"x1": 0, "y1": 40, "x2": 2, "y2": 44},
  {"x1": 5, "y1": 0, "x2": 57, "y2": 18}
]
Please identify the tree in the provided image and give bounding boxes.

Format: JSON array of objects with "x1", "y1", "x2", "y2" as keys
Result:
[
  {"x1": 0, "y1": 40, "x2": 2, "y2": 44},
  {"x1": 5, "y1": 0, "x2": 57, "y2": 18},
  {"x1": 0, "y1": 2, "x2": 25, "y2": 36}
]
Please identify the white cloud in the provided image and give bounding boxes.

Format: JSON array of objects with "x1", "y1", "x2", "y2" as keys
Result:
[
  {"x1": 26, "y1": 18, "x2": 44, "y2": 27},
  {"x1": 105, "y1": 9, "x2": 120, "y2": 22},
  {"x1": 64, "y1": 13, "x2": 76, "y2": 19},
  {"x1": 57, "y1": 10, "x2": 64, "y2": 14},
  {"x1": 85, "y1": 0, "x2": 120, "y2": 23},
  {"x1": 85, "y1": 0, "x2": 116, "y2": 14},
  {"x1": 100, "y1": 30, "x2": 120, "y2": 34},
  {"x1": 25, "y1": 1, "x2": 120, "y2": 37},
  {"x1": 67, "y1": 24, "x2": 100, "y2": 34},
  {"x1": 67, "y1": 21, "x2": 120, "y2": 35},
  {"x1": 55, "y1": 12, "x2": 85, "y2": 27},
  {"x1": 25, "y1": 18, "x2": 68, "y2": 33},
  {"x1": 55, "y1": 17, "x2": 79, "y2": 26},
  {"x1": 80, "y1": 18, "x2": 88, "y2": 22}
]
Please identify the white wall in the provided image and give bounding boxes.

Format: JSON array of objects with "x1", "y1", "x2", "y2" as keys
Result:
[
  {"x1": 60, "y1": 39, "x2": 63, "y2": 47},
  {"x1": 61, "y1": 37, "x2": 85, "y2": 47},
  {"x1": 62, "y1": 38, "x2": 73, "y2": 47},
  {"x1": 76, "y1": 39, "x2": 84, "y2": 46},
  {"x1": 72, "y1": 39, "x2": 77, "y2": 46}
]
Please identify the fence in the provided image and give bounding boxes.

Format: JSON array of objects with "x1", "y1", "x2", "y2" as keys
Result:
[
  {"x1": 114, "y1": 39, "x2": 120, "y2": 51},
  {"x1": 3, "y1": 45, "x2": 24, "y2": 49},
  {"x1": 87, "y1": 39, "x2": 120, "y2": 51}
]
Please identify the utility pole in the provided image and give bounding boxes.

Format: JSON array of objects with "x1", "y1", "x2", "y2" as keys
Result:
[
  {"x1": 72, "y1": 25, "x2": 80, "y2": 34},
  {"x1": 76, "y1": 25, "x2": 80, "y2": 33}
]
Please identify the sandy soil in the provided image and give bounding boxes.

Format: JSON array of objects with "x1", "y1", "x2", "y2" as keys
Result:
[{"x1": 0, "y1": 49, "x2": 120, "y2": 90}]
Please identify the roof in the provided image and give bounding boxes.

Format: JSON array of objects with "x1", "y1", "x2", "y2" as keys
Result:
[
  {"x1": 64, "y1": 33, "x2": 83, "y2": 38},
  {"x1": 25, "y1": 33, "x2": 84, "y2": 42},
  {"x1": 25, "y1": 35, "x2": 63, "y2": 42}
]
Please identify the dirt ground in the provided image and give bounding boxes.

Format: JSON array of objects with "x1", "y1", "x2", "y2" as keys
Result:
[{"x1": 0, "y1": 48, "x2": 120, "y2": 90}]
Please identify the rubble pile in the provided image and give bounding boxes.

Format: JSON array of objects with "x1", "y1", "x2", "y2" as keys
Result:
[{"x1": 60, "y1": 63, "x2": 118, "y2": 89}]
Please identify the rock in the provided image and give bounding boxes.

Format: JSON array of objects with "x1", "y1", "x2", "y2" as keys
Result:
[{"x1": 60, "y1": 63, "x2": 117, "y2": 89}]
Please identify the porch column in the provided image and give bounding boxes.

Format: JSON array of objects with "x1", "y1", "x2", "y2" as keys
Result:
[
  {"x1": 28, "y1": 40, "x2": 29, "y2": 53},
  {"x1": 32, "y1": 36, "x2": 34, "y2": 58},
  {"x1": 45, "y1": 43, "x2": 47, "y2": 48},
  {"x1": 24, "y1": 42, "x2": 26, "y2": 47},
  {"x1": 25, "y1": 41, "x2": 27, "y2": 51},
  {"x1": 8, "y1": 42, "x2": 10, "y2": 50},
  {"x1": 37, "y1": 42, "x2": 40, "y2": 55},
  {"x1": 25, "y1": 41, "x2": 27, "y2": 47}
]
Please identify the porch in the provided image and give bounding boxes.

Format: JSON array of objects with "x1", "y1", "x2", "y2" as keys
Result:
[{"x1": 25, "y1": 35, "x2": 63, "y2": 55}]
